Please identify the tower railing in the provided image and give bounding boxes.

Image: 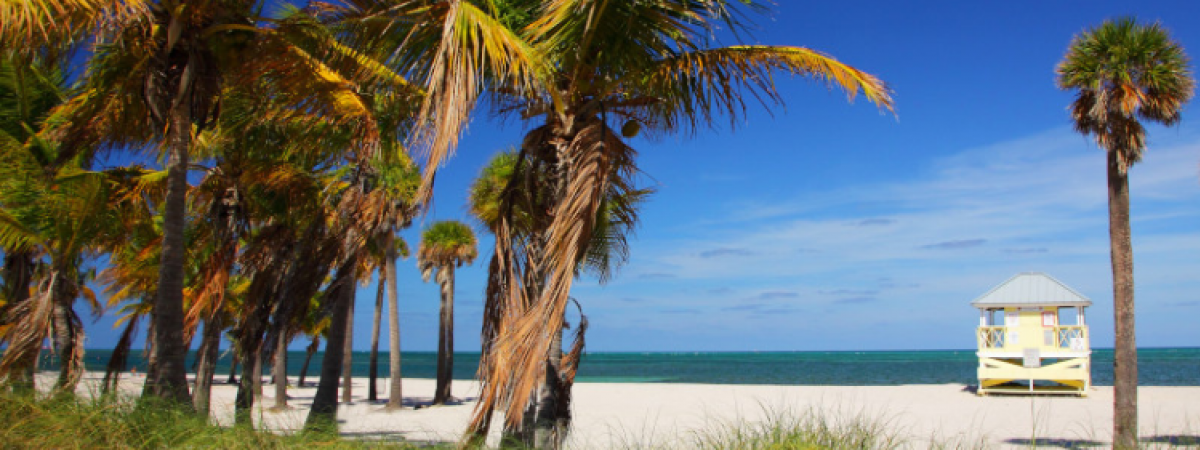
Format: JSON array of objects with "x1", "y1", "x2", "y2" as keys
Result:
[{"x1": 976, "y1": 325, "x2": 1088, "y2": 351}]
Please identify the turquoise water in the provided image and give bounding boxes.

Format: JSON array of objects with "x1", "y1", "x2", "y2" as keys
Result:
[{"x1": 63, "y1": 347, "x2": 1200, "y2": 386}]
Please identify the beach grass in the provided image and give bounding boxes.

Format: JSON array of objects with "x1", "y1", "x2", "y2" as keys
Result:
[
  {"x1": 0, "y1": 390, "x2": 420, "y2": 449},
  {"x1": 687, "y1": 407, "x2": 906, "y2": 450}
]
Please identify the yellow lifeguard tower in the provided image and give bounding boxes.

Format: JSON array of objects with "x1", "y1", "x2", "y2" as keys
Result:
[{"x1": 972, "y1": 272, "x2": 1092, "y2": 396}]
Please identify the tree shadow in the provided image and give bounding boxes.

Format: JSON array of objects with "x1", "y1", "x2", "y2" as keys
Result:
[
  {"x1": 1142, "y1": 434, "x2": 1200, "y2": 445},
  {"x1": 1003, "y1": 438, "x2": 1107, "y2": 449},
  {"x1": 401, "y1": 396, "x2": 480, "y2": 409}
]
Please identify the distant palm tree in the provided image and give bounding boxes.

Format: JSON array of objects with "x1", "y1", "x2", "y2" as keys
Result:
[
  {"x1": 1057, "y1": 17, "x2": 1194, "y2": 450},
  {"x1": 418, "y1": 220, "x2": 477, "y2": 405}
]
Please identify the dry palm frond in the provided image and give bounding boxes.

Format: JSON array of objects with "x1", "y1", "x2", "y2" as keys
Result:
[
  {"x1": 470, "y1": 117, "x2": 629, "y2": 434},
  {"x1": 408, "y1": 0, "x2": 547, "y2": 205},
  {"x1": 0, "y1": 0, "x2": 149, "y2": 56},
  {"x1": 0, "y1": 281, "x2": 54, "y2": 383}
]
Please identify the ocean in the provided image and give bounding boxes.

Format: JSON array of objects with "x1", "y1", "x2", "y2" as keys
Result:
[{"x1": 63, "y1": 347, "x2": 1200, "y2": 386}]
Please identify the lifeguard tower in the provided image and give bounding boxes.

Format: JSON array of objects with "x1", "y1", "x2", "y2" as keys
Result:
[{"x1": 972, "y1": 272, "x2": 1092, "y2": 396}]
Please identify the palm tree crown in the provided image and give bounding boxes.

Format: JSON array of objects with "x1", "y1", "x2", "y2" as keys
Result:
[
  {"x1": 1057, "y1": 17, "x2": 1195, "y2": 171},
  {"x1": 418, "y1": 220, "x2": 478, "y2": 273}
]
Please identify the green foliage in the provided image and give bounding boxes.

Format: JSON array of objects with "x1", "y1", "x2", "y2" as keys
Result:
[
  {"x1": 418, "y1": 220, "x2": 478, "y2": 269},
  {"x1": 0, "y1": 391, "x2": 422, "y2": 449},
  {"x1": 467, "y1": 149, "x2": 521, "y2": 230},
  {"x1": 1056, "y1": 16, "x2": 1195, "y2": 167}
]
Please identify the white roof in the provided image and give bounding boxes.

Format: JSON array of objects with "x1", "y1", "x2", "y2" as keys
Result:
[{"x1": 971, "y1": 272, "x2": 1092, "y2": 308}]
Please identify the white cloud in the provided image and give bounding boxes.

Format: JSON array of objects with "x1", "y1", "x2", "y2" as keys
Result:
[{"x1": 579, "y1": 126, "x2": 1200, "y2": 349}]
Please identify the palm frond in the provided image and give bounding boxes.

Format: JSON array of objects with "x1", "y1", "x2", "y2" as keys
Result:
[
  {"x1": 409, "y1": 0, "x2": 547, "y2": 204},
  {"x1": 622, "y1": 46, "x2": 893, "y2": 134},
  {"x1": 0, "y1": 207, "x2": 44, "y2": 251},
  {"x1": 0, "y1": 0, "x2": 148, "y2": 55}
]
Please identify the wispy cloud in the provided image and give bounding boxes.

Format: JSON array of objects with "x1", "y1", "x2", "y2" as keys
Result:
[
  {"x1": 819, "y1": 289, "x2": 879, "y2": 296},
  {"x1": 722, "y1": 303, "x2": 765, "y2": 312},
  {"x1": 754, "y1": 291, "x2": 800, "y2": 300},
  {"x1": 582, "y1": 126, "x2": 1200, "y2": 349},
  {"x1": 699, "y1": 247, "x2": 755, "y2": 258},
  {"x1": 835, "y1": 297, "x2": 879, "y2": 305},
  {"x1": 920, "y1": 239, "x2": 987, "y2": 250},
  {"x1": 856, "y1": 218, "x2": 896, "y2": 226}
]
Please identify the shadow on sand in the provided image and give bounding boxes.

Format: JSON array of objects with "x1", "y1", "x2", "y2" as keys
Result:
[{"x1": 1002, "y1": 438, "x2": 1107, "y2": 449}]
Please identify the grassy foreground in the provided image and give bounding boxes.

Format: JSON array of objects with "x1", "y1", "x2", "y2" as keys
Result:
[
  {"x1": 0, "y1": 391, "x2": 418, "y2": 449},
  {"x1": 2, "y1": 390, "x2": 972, "y2": 449}
]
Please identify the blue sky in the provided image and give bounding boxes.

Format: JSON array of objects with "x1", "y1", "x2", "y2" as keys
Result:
[{"x1": 84, "y1": 1, "x2": 1200, "y2": 352}]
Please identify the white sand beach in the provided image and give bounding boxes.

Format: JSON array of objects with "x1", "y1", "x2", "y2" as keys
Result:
[{"x1": 76, "y1": 372, "x2": 1200, "y2": 449}]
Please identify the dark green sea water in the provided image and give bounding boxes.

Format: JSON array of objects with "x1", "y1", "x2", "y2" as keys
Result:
[{"x1": 64, "y1": 347, "x2": 1200, "y2": 386}]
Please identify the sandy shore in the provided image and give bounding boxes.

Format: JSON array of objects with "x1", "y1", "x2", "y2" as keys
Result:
[{"x1": 65, "y1": 372, "x2": 1200, "y2": 448}]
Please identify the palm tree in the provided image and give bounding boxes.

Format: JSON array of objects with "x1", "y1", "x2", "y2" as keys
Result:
[
  {"x1": 1056, "y1": 17, "x2": 1194, "y2": 449},
  {"x1": 368, "y1": 261, "x2": 385, "y2": 402},
  {"x1": 2, "y1": 0, "x2": 390, "y2": 406},
  {"x1": 468, "y1": 148, "x2": 650, "y2": 445},
  {"x1": 367, "y1": 233, "x2": 410, "y2": 404},
  {"x1": 0, "y1": 55, "x2": 118, "y2": 395},
  {"x1": 417, "y1": 220, "x2": 477, "y2": 405},
  {"x1": 384, "y1": 233, "x2": 408, "y2": 409},
  {"x1": 0, "y1": 54, "x2": 65, "y2": 392},
  {"x1": 296, "y1": 296, "x2": 331, "y2": 388},
  {"x1": 467, "y1": 2, "x2": 892, "y2": 446}
]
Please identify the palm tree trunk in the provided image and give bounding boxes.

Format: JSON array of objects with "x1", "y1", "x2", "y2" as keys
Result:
[
  {"x1": 272, "y1": 324, "x2": 288, "y2": 408},
  {"x1": 305, "y1": 258, "x2": 357, "y2": 433},
  {"x1": 2, "y1": 251, "x2": 36, "y2": 392},
  {"x1": 368, "y1": 270, "x2": 384, "y2": 402},
  {"x1": 143, "y1": 93, "x2": 194, "y2": 407},
  {"x1": 226, "y1": 353, "x2": 239, "y2": 385},
  {"x1": 535, "y1": 326, "x2": 565, "y2": 449},
  {"x1": 385, "y1": 245, "x2": 403, "y2": 409},
  {"x1": 103, "y1": 314, "x2": 141, "y2": 395},
  {"x1": 298, "y1": 336, "x2": 319, "y2": 387},
  {"x1": 433, "y1": 267, "x2": 454, "y2": 405},
  {"x1": 252, "y1": 350, "x2": 264, "y2": 401},
  {"x1": 1108, "y1": 150, "x2": 1138, "y2": 449},
  {"x1": 193, "y1": 314, "x2": 223, "y2": 414},
  {"x1": 145, "y1": 317, "x2": 158, "y2": 382},
  {"x1": 235, "y1": 345, "x2": 260, "y2": 427},
  {"x1": 50, "y1": 273, "x2": 83, "y2": 395},
  {"x1": 341, "y1": 297, "x2": 355, "y2": 403}
]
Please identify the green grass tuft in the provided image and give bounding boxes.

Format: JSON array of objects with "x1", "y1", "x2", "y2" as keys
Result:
[
  {"x1": 687, "y1": 406, "x2": 906, "y2": 450},
  {"x1": 0, "y1": 390, "x2": 419, "y2": 449}
]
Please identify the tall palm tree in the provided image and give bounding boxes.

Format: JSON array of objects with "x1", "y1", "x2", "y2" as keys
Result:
[
  {"x1": 1057, "y1": 17, "x2": 1194, "y2": 449},
  {"x1": 367, "y1": 232, "x2": 410, "y2": 405},
  {"x1": 467, "y1": 2, "x2": 892, "y2": 445},
  {"x1": 417, "y1": 220, "x2": 477, "y2": 405},
  {"x1": 368, "y1": 260, "x2": 385, "y2": 402}
]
